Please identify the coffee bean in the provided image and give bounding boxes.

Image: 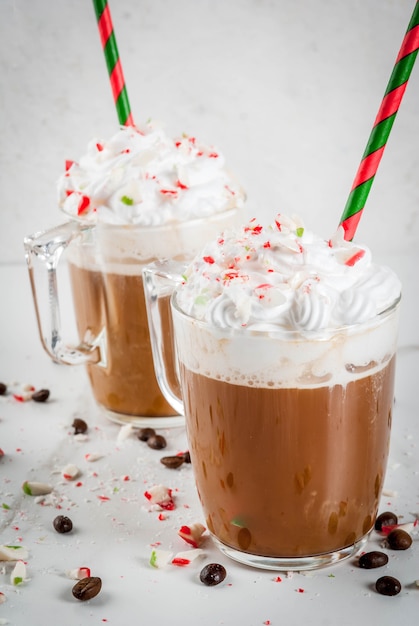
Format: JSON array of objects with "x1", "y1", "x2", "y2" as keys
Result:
[
  {"x1": 375, "y1": 511, "x2": 398, "y2": 531},
  {"x1": 358, "y1": 551, "x2": 389, "y2": 569},
  {"x1": 181, "y1": 450, "x2": 191, "y2": 463},
  {"x1": 72, "y1": 418, "x2": 88, "y2": 434},
  {"x1": 0, "y1": 383, "x2": 7, "y2": 395},
  {"x1": 137, "y1": 427, "x2": 156, "y2": 442},
  {"x1": 375, "y1": 575, "x2": 402, "y2": 596},
  {"x1": 199, "y1": 563, "x2": 227, "y2": 586},
  {"x1": 147, "y1": 434, "x2": 167, "y2": 450},
  {"x1": 160, "y1": 455, "x2": 184, "y2": 469},
  {"x1": 31, "y1": 388, "x2": 50, "y2": 402},
  {"x1": 72, "y1": 576, "x2": 102, "y2": 601},
  {"x1": 387, "y1": 528, "x2": 412, "y2": 550},
  {"x1": 53, "y1": 515, "x2": 73, "y2": 533}
]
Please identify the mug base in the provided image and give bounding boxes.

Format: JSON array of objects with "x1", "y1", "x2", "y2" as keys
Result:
[
  {"x1": 102, "y1": 407, "x2": 185, "y2": 429},
  {"x1": 212, "y1": 534, "x2": 368, "y2": 571}
]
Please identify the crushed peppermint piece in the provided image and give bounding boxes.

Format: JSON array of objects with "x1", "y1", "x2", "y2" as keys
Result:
[
  {"x1": 344, "y1": 249, "x2": 366, "y2": 267},
  {"x1": 62, "y1": 464, "x2": 81, "y2": 480},
  {"x1": 84, "y1": 453, "x2": 103, "y2": 463},
  {"x1": 0, "y1": 546, "x2": 29, "y2": 561},
  {"x1": 22, "y1": 481, "x2": 53, "y2": 496},
  {"x1": 171, "y1": 557, "x2": 191, "y2": 566},
  {"x1": 149, "y1": 549, "x2": 173, "y2": 569},
  {"x1": 67, "y1": 567, "x2": 91, "y2": 580},
  {"x1": 178, "y1": 523, "x2": 206, "y2": 548},
  {"x1": 74, "y1": 433, "x2": 89, "y2": 442},
  {"x1": 0, "y1": 592, "x2": 5, "y2": 604},
  {"x1": 77, "y1": 195, "x2": 90, "y2": 215},
  {"x1": 172, "y1": 549, "x2": 204, "y2": 565},
  {"x1": 382, "y1": 489, "x2": 398, "y2": 497},
  {"x1": 117, "y1": 424, "x2": 134, "y2": 441},
  {"x1": 13, "y1": 392, "x2": 32, "y2": 402},
  {"x1": 144, "y1": 485, "x2": 175, "y2": 510},
  {"x1": 10, "y1": 560, "x2": 27, "y2": 585}
]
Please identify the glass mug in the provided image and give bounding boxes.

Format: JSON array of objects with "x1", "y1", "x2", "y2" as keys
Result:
[
  {"x1": 143, "y1": 260, "x2": 401, "y2": 570},
  {"x1": 23, "y1": 209, "x2": 242, "y2": 428}
]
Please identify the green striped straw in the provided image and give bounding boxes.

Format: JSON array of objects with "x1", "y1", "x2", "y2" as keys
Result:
[
  {"x1": 92, "y1": 0, "x2": 134, "y2": 126},
  {"x1": 339, "y1": 0, "x2": 419, "y2": 240}
]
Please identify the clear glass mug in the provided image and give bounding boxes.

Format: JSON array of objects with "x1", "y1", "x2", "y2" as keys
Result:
[
  {"x1": 23, "y1": 208, "x2": 242, "y2": 428},
  {"x1": 143, "y1": 260, "x2": 401, "y2": 570}
]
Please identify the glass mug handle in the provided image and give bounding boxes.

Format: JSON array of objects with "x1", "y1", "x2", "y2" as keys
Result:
[
  {"x1": 24, "y1": 221, "x2": 105, "y2": 366},
  {"x1": 142, "y1": 260, "x2": 186, "y2": 416}
]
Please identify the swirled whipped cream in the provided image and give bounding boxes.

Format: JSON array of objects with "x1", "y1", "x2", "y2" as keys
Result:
[
  {"x1": 58, "y1": 122, "x2": 244, "y2": 225},
  {"x1": 177, "y1": 214, "x2": 401, "y2": 332}
]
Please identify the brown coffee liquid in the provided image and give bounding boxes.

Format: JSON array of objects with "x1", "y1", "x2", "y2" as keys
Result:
[
  {"x1": 70, "y1": 264, "x2": 177, "y2": 417},
  {"x1": 181, "y1": 358, "x2": 395, "y2": 557}
]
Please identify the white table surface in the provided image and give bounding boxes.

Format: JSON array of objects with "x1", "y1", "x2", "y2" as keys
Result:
[{"x1": 0, "y1": 259, "x2": 418, "y2": 626}]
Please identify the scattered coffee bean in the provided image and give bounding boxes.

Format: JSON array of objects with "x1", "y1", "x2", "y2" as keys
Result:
[
  {"x1": 0, "y1": 383, "x2": 7, "y2": 395},
  {"x1": 375, "y1": 575, "x2": 402, "y2": 596},
  {"x1": 375, "y1": 511, "x2": 398, "y2": 531},
  {"x1": 358, "y1": 551, "x2": 389, "y2": 569},
  {"x1": 181, "y1": 450, "x2": 191, "y2": 463},
  {"x1": 53, "y1": 515, "x2": 73, "y2": 534},
  {"x1": 160, "y1": 455, "x2": 185, "y2": 469},
  {"x1": 72, "y1": 418, "x2": 88, "y2": 434},
  {"x1": 72, "y1": 576, "x2": 102, "y2": 601},
  {"x1": 147, "y1": 434, "x2": 167, "y2": 450},
  {"x1": 387, "y1": 528, "x2": 412, "y2": 550},
  {"x1": 199, "y1": 563, "x2": 227, "y2": 586},
  {"x1": 137, "y1": 427, "x2": 156, "y2": 442},
  {"x1": 31, "y1": 388, "x2": 50, "y2": 403}
]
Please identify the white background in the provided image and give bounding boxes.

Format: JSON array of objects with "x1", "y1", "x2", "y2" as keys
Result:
[
  {"x1": 1, "y1": 3, "x2": 418, "y2": 623},
  {"x1": 1, "y1": 0, "x2": 419, "y2": 263}
]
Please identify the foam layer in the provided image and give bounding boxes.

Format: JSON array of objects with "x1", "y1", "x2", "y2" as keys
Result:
[{"x1": 172, "y1": 295, "x2": 400, "y2": 388}]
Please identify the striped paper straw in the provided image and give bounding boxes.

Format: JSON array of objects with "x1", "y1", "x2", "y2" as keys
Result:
[
  {"x1": 339, "y1": 0, "x2": 419, "y2": 240},
  {"x1": 92, "y1": 0, "x2": 134, "y2": 126}
]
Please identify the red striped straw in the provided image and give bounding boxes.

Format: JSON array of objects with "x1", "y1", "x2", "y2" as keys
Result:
[
  {"x1": 92, "y1": 0, "x2": 134, "y2": 126},
  {"x1": 339, "y1": 0, "x2": 419, "y2": 240}
]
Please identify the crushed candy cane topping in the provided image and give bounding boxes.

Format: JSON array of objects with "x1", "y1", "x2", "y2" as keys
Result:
[
  {"x1": 58, "y1": 122, "x2": 244, "y2": 226},
  {"x1": 22, "y1": 481, "x2": 53, "y2": 496},
  {"x1": 10, "y1": 560, "x2": 27, "y2": 585},
  {"x1": 62, "y1": 464, "x2": 80, "y2": 480},
  {"x1": 177, "y1": 214, "x2": 401, "y2": 332},
  {"x1": 144, "y1": 484, "x2": 175, "y2": 510},
  {"x1": 67, "y1": 567, "x2": 91, "y2": 580},
  {"x1": 0, "y1": 545, "x2": 29, "y2": 561},
  {"x1": 178, "y1": 523, "x2": 206, "y2": 548}
]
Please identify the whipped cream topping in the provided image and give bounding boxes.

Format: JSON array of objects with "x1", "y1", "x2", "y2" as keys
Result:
[
  {"x1": 176, "y1": 214, "x2": 401, "y2": 332},
  {"x1": 58, "y1": 122, "x2": 244, "y2": 225}
]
